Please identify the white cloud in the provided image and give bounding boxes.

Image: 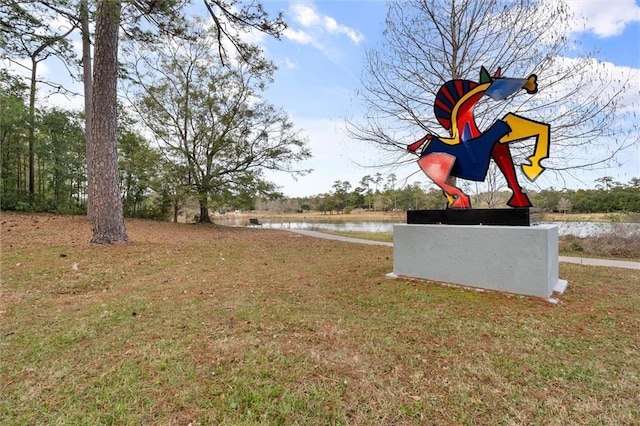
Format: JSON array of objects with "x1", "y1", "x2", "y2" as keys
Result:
[
  {"x1": 283, "y1": 27, "x2": 314, "y2": 45},
  {"x1": 323, "y1": 16, "x2": 365, "y2": 44},
  {"x1": 282, "y1": 26, "x2": 333, "y2": 58},
  {"x1": 286, "y1": 1, "x2": 364, "y2": 47},
  {"x1": 282, "y1": 58, "x2": 298, "y2": 69},
  {"x1": 566, "y1": 0, "x2": 640, "y2": 37},
  {"x1": 290, "y1": 3, "x2": 321, "y2": 27}
]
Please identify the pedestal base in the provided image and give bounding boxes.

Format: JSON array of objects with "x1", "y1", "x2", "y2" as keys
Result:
[
  {"x1": 407, "y1": 208, "x2": 540, "y2": 226},
  {"x1": 389, "y1": 224, "x2": 567, "y2": 299}
]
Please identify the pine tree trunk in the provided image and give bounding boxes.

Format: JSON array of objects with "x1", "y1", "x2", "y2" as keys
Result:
[
  {"x1": 90, "y1": 0, "x2": 128, "y2": 244},
  {"x1": 28, "y1": 59, "x2": 37, "y2": 198},
  {"x1": 81, "y1": 0, "x2": 94, "y2": 220}
]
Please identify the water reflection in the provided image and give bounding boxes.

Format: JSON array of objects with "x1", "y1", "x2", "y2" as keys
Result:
[
  {"x1": 214, "y1": 217, "x2": 400, "y2": 233},
  {"x1": 213, "y1": 217, "x2": 640, "y2": 237},
  {"x1": 261, "y1": 220, "x2": 398, "y2": 233}
]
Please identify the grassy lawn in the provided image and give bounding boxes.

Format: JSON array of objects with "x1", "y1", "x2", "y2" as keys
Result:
[{"x1": 2, "y1": 213, "x2": 639, "y2": 424}]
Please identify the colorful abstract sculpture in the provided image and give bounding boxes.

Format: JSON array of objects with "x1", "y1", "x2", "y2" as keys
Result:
[{"x1": 408, "y1": 67, "x2": 550, "y2": 208}]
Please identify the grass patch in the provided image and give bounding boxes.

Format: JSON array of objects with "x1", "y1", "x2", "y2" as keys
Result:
[
  {"x1": 2, "y1": 213, "x2": 640, "y2": 424},
  {"x1": 309, "y1": 228, "x2": 394, "y2": 243}
]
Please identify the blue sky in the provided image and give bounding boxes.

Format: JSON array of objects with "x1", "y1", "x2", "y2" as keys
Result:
[
  {"x1": 7, "y1": 0, "x2": 639, "y2": 198},
  {"x1": 251, "y1": 0, "x2": 640, "y2": 196}
]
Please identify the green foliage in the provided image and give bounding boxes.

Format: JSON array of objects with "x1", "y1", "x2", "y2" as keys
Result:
[
  {"x1": 37, "y1": 109, "x2": 86, "y2": 210},
  {"x1": 1, "y1": 70, "x2": 29, "y2": 199},
  {"x1": 125, "y1": 20, "x2": 310, "y2": 221},
  {"x1": 1, "y1": 99, "x2": 87, "y2": 213},
  {"x1": 526, "y1": 180, "x2": 640, "y2": 214},
  {"x1": 118, "y1": 130, "x2": 164, "y2": 218},
  {"x1": 0, "y1": 96, "x2": 166, "y2": 219}
]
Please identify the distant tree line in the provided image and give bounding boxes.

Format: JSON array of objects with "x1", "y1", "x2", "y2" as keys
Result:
[
  {"x1": 0, "y1": 78, "x2": 270, "y2": 220},
  {"x1": 256, "y1": 176, "x2": 640, "y2": 215},
  {"x1": 528, "y1": 177, "x2": 640, "y2": 214}
]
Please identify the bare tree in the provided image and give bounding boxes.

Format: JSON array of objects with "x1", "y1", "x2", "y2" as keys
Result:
[
  {"x1": 557, "y1": 197, "x2": 572, "y2": 214},
  {"x1": 473, "y1": 165, "x2": 507, "y2": 208},
  {"x1": 348, "y1": 0, "x2": 638, "y2": 184}
]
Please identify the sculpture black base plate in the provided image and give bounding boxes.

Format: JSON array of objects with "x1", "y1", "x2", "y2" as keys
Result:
[{"x1": 407, "y1": 208, "x2": 540, "y2": 226}]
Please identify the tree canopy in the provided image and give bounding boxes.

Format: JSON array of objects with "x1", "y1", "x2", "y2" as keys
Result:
[{"x1": 125, "y1": 21, "x2": 310, "y2": 222}]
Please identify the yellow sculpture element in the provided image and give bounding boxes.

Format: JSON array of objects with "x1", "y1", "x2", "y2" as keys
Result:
[
  {"x1": 523, "y1": 74, "x2": 538, "y2": 94},
  {"x1": 500, "y1": 113, "x2": 550, "y2": 181}
]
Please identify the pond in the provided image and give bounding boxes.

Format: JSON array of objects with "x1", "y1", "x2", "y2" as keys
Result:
[
  {"x1": 213, "y1": 217, "x2": 640, "y2": 237},
  {"x1": 214, "y1": 217, "x2": 399, "y2": 233}
]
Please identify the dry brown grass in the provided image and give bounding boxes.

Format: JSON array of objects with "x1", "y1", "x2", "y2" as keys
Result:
[
  {"x1": 544, "y1": 212, "x2": 640, "y2": 223},
  {"x1": 560, "y1": 234, "x2": 640, "y2": 259},
  {"x1": 2, "y1": 213, "x2": 639, "y2": 424}
]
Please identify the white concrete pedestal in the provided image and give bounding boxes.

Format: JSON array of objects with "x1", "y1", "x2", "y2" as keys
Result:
[{"x1": 388, "y1": 224, "x2": 567, "y2": 299}]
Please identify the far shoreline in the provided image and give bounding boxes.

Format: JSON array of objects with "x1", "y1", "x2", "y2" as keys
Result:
[{"x1": 224, "y1": 210, "x2": 638, "y2": 224}]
